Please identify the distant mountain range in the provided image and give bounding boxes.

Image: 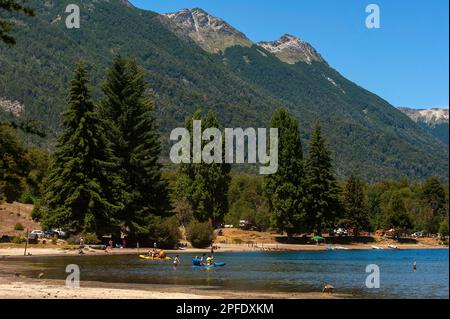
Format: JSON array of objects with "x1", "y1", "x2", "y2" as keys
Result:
[
  {"x1": 0, "y1": 0, "x2": 448, "y2": 181},
  {"x1": 399, "y1": 107, "x2": 449, "y2": 144}
]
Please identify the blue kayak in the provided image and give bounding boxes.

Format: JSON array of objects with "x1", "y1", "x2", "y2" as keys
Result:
[{"x1": 192, "y1": 262, "x2": 225, "y2": 268}]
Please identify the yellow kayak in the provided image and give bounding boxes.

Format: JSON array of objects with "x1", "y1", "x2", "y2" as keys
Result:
[{"x1": 138, "y1": 254, "x2": 171, "y2": 261}]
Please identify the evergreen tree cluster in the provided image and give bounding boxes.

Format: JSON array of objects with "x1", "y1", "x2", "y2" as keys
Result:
[
  {"x1": 0, "y1": 123, "x2": 48, "y2": 203},
  {"x1": 176, "y1": 111, "x2": 231, "y2": 226},
  {"x1": 261, "y1": 109, "x2": 449, "y2": 237},
  {"x1": 37, "y1": 58, "x2": 172, "y2": 243},
  {"x1": 264, "y1": 110, "x2": 341, "y2": 236}
]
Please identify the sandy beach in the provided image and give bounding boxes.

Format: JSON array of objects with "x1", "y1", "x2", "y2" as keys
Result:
[{"x1": 0, "y1": 275, "x2": 348, "y2": 299}]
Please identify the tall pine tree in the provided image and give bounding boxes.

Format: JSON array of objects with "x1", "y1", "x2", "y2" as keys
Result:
[
  {"x1": 101, "y1": 56, "x2": 171, "y2": 237},
  {"x1": 0, "y1": 123, "x2": 29, "y2": 202},
  {"x1": 42, "y1": 63, "x2": 123, "y2": 235},
  {"x1": 176, "y1": 110, "x2": 231, "y2": 225},
  {"x1": 305, "y1": 122, "x2": 341, "y2": 235},
  {"x1": 264, "y1": 108, "x2": 306, "y2": 240},
  {"x1": 342, "y1": 175, "x2": 369, "y2": 236}
]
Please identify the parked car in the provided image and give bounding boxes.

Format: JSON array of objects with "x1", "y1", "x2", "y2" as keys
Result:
[
  {"x1": 334, "y1": 228, "x2": 348, "y2": 237},
  {"x1": 0, "y1": 235, "x2": 11, "y2": 243},
  {"x1": 239, "y1": 220, "x2": 252, "y2": 230},
  {"x1": 52, "y1": 228, "x2": 67, "y2": 238},
  {"x1": 44, "y1": 230, "x2": 56, "y2": 238},
  {"x1": 27, "y1": 233, "x2": 38, "y2": 244},
  {"x1": 30, "y1": 230, "x2": 45, "y2": 238}
]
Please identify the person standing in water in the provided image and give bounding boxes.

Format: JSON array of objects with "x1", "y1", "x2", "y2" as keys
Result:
[
  {"x1": 413, "y1": 260, "x2": 417, "y2": 271},
  {"x1": 173, "y1": 255, "x2": 180, "y2": 266}
]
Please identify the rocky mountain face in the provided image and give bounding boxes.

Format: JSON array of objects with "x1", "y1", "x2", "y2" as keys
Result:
[
  {"x1": 399, "y1": 107, "x2": 449, "y2": 125},
  {"x1": 0, "y1": 98, "x2": 23, "y2": 117},
  {"x1": 0, "y1": 0, "x2": 448, "y2": 181},
  {"x1": 258, "y1": 34, "x2": 325, "y2": 65},
  {"x1": 161, "y1": 8, "x2": 252, "y2": 53},
  {"x1": 399, "y1": 107, "x2": 449, "y2": 144},
  {"x1": 162, "y1": 9, "x2": 325, "y2": 66}
]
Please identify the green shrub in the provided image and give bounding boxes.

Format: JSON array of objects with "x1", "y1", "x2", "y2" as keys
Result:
[
  {"x1": 82, "y1": 233, "x2": 101, "y2": 245},
  {"x1": 149, "y1": 216, "x2": 181, "y2": 249},
  {"x1": 31, "y1": 200, "x2": 43, "y2": 221},
  {"x1": 66, "y1": 235, "x2": 77, "y2": 245},
  {"x1": 19, "y1": 191, "x2": 35, "y2": 204},
  {"x1": 187, "y1": 220, "x2": 215, "y2": 248},
  {"x1": 439, "y1": 220, "x2": 449, "y2": 238},
  {"x1": 14, "y1": 223, "x2": 24, "y2": 231},
  {"x1": 11, "y1": 236, "x2": 25, "y2": 244}
]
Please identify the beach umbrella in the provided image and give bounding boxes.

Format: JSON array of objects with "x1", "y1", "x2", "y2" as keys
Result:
[{"x1": 312, "y1": 236, "x2": 325, "y2": 242}]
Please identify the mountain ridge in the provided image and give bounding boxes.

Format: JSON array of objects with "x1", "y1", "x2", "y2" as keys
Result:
[{"x1": 0, "y1": 0, "x2": 448, "y2": 181}]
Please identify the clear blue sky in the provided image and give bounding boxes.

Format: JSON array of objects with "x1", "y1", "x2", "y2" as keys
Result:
[{"x1": 130, "y1": 0, "x2": 449, "y2": 109}]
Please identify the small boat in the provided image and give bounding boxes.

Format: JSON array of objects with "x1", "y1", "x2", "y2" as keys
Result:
[
  {"x1": 388, "y1": 244, "x2": 398, "y2": 249},
  {"x1": 335, "y1": 246, "x2": 349, "y2": 250},
  {"x1": 371, "y1": 246, "x2": 383, "y2": 250},
  {"x1": 138, "y1": 254, "x2": 172, "y2": 261},
  {"x1": 192, "y1": 262, "x2": 225, "y2": 269},
  {"x1": 325, "y1": 246, "x2": 335, "y2": 251}
]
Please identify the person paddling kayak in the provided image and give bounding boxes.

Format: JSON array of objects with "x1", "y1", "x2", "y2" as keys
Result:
[
  {"x1": 192, "y1": 256, "x2": 201, "y2": 266},
  {"x1": 206, "y1": 255, "x2": 214, "y2": 265}
]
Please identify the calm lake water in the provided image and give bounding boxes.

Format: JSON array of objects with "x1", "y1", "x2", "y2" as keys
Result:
[{"x1": 1, "y1": 249, "x2": 448, "y2": 298}]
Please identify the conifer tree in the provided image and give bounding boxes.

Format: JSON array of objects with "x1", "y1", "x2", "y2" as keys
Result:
[
  {"x1": 343, "y1": 175, "x2": 369, "y2": 236},
  {"x1": 0, "y1": 123, "x2": 29, "y2": 202},
  {"x1": 42, "y1": 63, "x2": 123, "y2": 234},
  {"x1": 414, "y1": 176, "x2": 447, "y2": 234},
  {"x1": 304, "y1": 122, "x2": 341, "y2": 235},
  {"x1": 383, "y1": 191, "x2": 413, "y2": 233},
  {"x1": 264, "y1": 108, "x2": 306, "y2": 240},
  {"x1": 177, "y1": 110, "x2": 231, "y2": 225},
  {"x1": 101, "y1": 56, "x2": 171, "y2": 237}
]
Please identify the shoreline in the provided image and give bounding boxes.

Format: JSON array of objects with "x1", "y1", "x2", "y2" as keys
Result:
[
  {"x1": 0, "y1": 243, "x2": 447, "y2": 259},
  {"x1": 0, "y1": 275, "x2": 350, "y2": 299}
]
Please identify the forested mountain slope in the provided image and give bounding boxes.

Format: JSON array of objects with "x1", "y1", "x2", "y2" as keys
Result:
[{"x1": 0, "y1": 0, "x2": 447, "y2": 181}]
